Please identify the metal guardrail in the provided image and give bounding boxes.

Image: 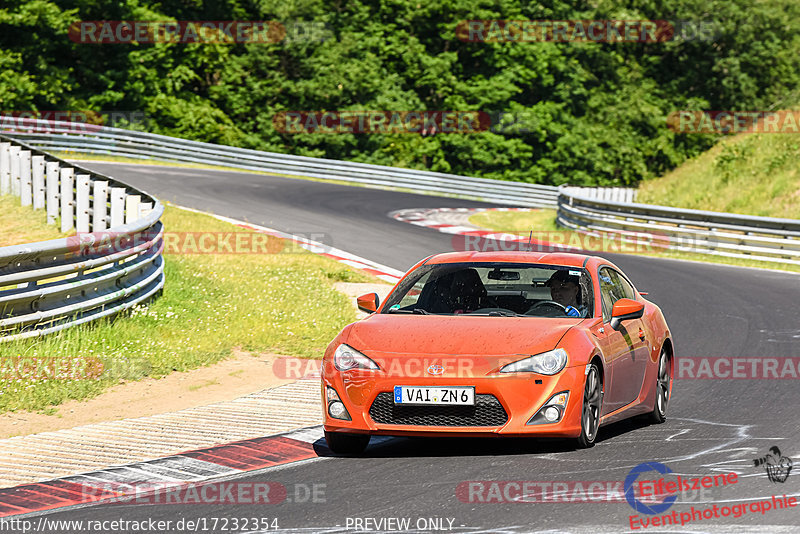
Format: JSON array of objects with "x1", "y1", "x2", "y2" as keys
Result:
[
  {"x1": 0, "y1": 134, "x2": 165, "y2": 341},
  {"x1": 7, "y1": 116, "x2": 790, "y2": 270},
  {"x1": 557, "y1": 188, "x2": 800, "y2": 265},
  {"x1": 561, "y1": 186, "x2": 637, "y2": 204},
  {"x1": 1, "y1": 117, "x2": 561, "y2": 208}
]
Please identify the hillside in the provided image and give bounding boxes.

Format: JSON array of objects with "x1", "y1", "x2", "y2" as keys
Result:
[{"x1": 637, "y1": 132, "x2": 800, "y2": 219}]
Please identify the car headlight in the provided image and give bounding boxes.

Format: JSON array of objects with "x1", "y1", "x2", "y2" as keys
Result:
[
  {"x1": 334, "y1": 344, "x2": 380, "y2": 371},
  {"x1": 500, "y1": 348, "x2": 568, "y2": 375}
]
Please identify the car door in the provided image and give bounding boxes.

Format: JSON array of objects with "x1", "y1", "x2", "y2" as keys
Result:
[
  {"x1": 608, "y1": 269, "x2": 649, "y2": 404},
  {"x1": 595, "y1": 267, "x2": 648, "y2": 412}
]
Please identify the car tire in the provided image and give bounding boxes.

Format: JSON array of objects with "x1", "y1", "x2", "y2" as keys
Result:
[
  {"x1": 324, "y1": 431, "x2": 370, "y2": 454},
  {"x1": 576, "y1": 363, "x2": 602, "y2": 449},
  {"x1": 648, "y1": 349, "x2": 671, "y2": 424}
]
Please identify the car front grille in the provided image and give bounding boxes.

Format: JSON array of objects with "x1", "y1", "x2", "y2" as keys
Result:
[{"x1": 368, "y1": 392, "x2": 508, "y2": 427}]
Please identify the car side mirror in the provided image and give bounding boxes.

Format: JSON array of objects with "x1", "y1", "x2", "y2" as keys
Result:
[
  {"x1": 610, "y1": 298, "x2": 644, "y2": 330},
  {"x1": 357, "y1": 293, "x2": 380, "y2": 313}
]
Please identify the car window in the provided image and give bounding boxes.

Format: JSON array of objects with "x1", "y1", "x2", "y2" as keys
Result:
[
  {"x1": 598, "y1": 268, "x2": 616, "y2": 322},
  {"x1": 613, "y1": 270, "x2": 636, "y2": 300},
  {"x1": 577, "y1": 271, "x2": 595, "y2": 318},
  {"x1": 381, "y1": 262, "x2": 592, "y2": 318},
  {"x1": 395, "y1": 271, "x2": 430, "y2": 309},
  {"x1": 598, "y1": 267, "x2": 636, "y2": 322}
]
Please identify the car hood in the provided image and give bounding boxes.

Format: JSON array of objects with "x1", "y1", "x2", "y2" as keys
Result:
[{"x1": 346, "y1": 314, "x2": 583, "y2": 358}]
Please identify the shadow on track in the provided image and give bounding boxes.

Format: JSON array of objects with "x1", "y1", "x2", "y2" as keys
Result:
[{"x1": 312, "y1": 415, "x2": 656, "y2": 458}]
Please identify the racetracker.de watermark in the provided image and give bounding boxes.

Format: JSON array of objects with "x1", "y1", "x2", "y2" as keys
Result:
[
  {"x1": 279, "y1": 357, "x2": 489, "y2": 379},
  {"x1": 78, "y1": 481, "x2": 325, "y2": 505},
  {"x1": 66, "y1": 231, "x2": 334, "y2": 256},
  {"x1": 0, "y1": 356, "x2": 103, "y2": 381},
  {"x1": 677, "y1": 357, "x2": 800, "y2": 379},
  {"x1": 457, "y1": 481, "x2": 628, "y2": 503},
  {"x1": 69, "y1": 20, "x2": 332, "y2": 44},
  {"x1": 450, "y1": 231, "x2": 670, "y2": 254},
  {"x1": 273, "y1": 111, "x2": 491, "y2": 135},
  {"x1": 458, "y1": 470, "x2": 737, "y2": 504},
  {"x1": 668, "y1": 110, "x2": 800, "y2": 134},
  {"x1": 0, "y1": 110, "x2": 151, "y2": 132},
  {"x1": 455, "y1": 20, "x2": 717, "y2": 43}
]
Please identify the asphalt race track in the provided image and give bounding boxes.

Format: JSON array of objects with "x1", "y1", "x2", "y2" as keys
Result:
[{"x1": 29, "y1": 163, "x2": 800, "y2": 532}]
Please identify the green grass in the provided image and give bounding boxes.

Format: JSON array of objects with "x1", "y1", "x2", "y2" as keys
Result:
[
  {"x1": 637, "y1": 133, "x2": 800, "y2": 219},
  {"x1": 0, "y1": 202, "x2": 377, "y2": 413},
  {"x1": 468, "y1": 208, "x2": 800, "y2": 273},
  {"x1": 470, "y1": 209, "x2": 561, "y2": 234},
  {"x1": 0, "y1": 195, "x2": 67, "y2": 247}
]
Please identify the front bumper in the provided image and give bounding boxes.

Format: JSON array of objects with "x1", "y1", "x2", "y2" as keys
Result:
[{"x1": 321, "y1": 365, "x2": 586, "y2": 438}]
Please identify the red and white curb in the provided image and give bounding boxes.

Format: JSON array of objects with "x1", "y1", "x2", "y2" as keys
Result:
[
  {"x1": 390, "y1": 207, "x2": 575, "y2": 251},
  {"x1": 0, "y1": 205, "x2": 406, "y2": 518},
  {"x1": 0, "y1": 426, "x2": 324, "y2": 518},
  {"x1": 175, "y1": 204, "x2": 404, "y2": 284}
]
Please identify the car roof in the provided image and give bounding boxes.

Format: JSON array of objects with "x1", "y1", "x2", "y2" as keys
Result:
[{"x1": 424, "y1": 251, "x2": 597, "y2": 268}]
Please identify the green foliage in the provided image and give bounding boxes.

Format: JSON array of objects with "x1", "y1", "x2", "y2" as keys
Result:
[{"x1": 1, "y1": 0, "x2": 799, "y2": 186}]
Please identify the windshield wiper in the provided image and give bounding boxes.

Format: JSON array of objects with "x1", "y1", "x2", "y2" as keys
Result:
[
  {"x1": 466, "y1": 310, "x2": 520, "y2": 317},
  {"x1": 488, "y1": 310, "x2": 520, "y2": 316},
  {"x1": 387, "y1": 308, "x2": 430, "y2": 314}
]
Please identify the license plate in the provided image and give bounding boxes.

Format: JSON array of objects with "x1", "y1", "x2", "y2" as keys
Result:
[{"x1": 393, "y1": 386, "x2": 475, "y2": 405}]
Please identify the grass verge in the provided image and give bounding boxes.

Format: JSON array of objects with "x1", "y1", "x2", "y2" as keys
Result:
[
  {"x1": 0, "y1": 202, "x2": 378, "y2": 413},
  {"x1": 468, "y1": 208, "x2": 800, "y2": 273},
  {"x1": 636, "y1": 133, "x2": 800, "y2": 219},
  {"x1": 0, "y1": 196, "x2": 67, "y2": 246}
]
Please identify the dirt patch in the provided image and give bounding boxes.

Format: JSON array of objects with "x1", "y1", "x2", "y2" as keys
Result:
[
  {"x1": 0, "y1": 349, "x2": 294, "y2": 439},
  {"x1": 0, "y1": 282, "x2": 393, "y2": 439}
]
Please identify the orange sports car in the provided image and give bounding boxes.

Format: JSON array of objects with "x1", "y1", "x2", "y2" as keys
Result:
[{"x1": 321, "y1": 251, "x2": 674, "y2": 454}]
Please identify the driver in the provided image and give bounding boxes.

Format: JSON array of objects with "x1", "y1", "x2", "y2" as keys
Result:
[{"x1": 544, "y1": 270, "x2": 586, "y2": 318}]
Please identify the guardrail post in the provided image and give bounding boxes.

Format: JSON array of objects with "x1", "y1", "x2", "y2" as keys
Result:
[
  {"x1": 93, "y1": 180, "x2": 108, "y2": 231},
  {"x1": 45, "y1": 161, "x2": 60, "y2": 224},
  {"x1": 125, "y1": 194, "x2": 141, "y2": 224},
  {"x1": 20, "y1": 150, "x2": 32, "y2": 206},
  {"x1": 110, "y1": 187, "x2": 126, "y2": 227},
  {"x1": 0, "y1": 142, "x2": 9, "y2": 195},
  {"x1": 76, "y1": 174, "x2": 91, "y2": 233},
  {"x1": 139, "y1": 202, "x2": 153, "y2": 220},
  {"x1": 0, "y1": 130, "x2": 166, "y2": 343},
  {"x1": 32, "y1": 156, "x2": 45, "y2": 209},
  {"x1": 60, "y1": 168, "x2": 74, "y2": 232},
  {"x1": 9, "y1": 145, "x2": 20, "y2": 196}
]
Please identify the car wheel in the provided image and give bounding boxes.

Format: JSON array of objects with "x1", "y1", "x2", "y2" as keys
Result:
[
  {"x1": 324, "y1": 431, "x2": 370, "y2": 454},
  {"x1": 576, "y1": 363, "x2": 602, "y2": 449},
  {"x1": 648, "y1": 349, "x2": 671, "y2": 424}
]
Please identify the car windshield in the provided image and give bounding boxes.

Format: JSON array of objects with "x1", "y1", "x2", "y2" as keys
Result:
[{"x1": 381, "y1": 262, "x2": 593, "y2": 318}]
